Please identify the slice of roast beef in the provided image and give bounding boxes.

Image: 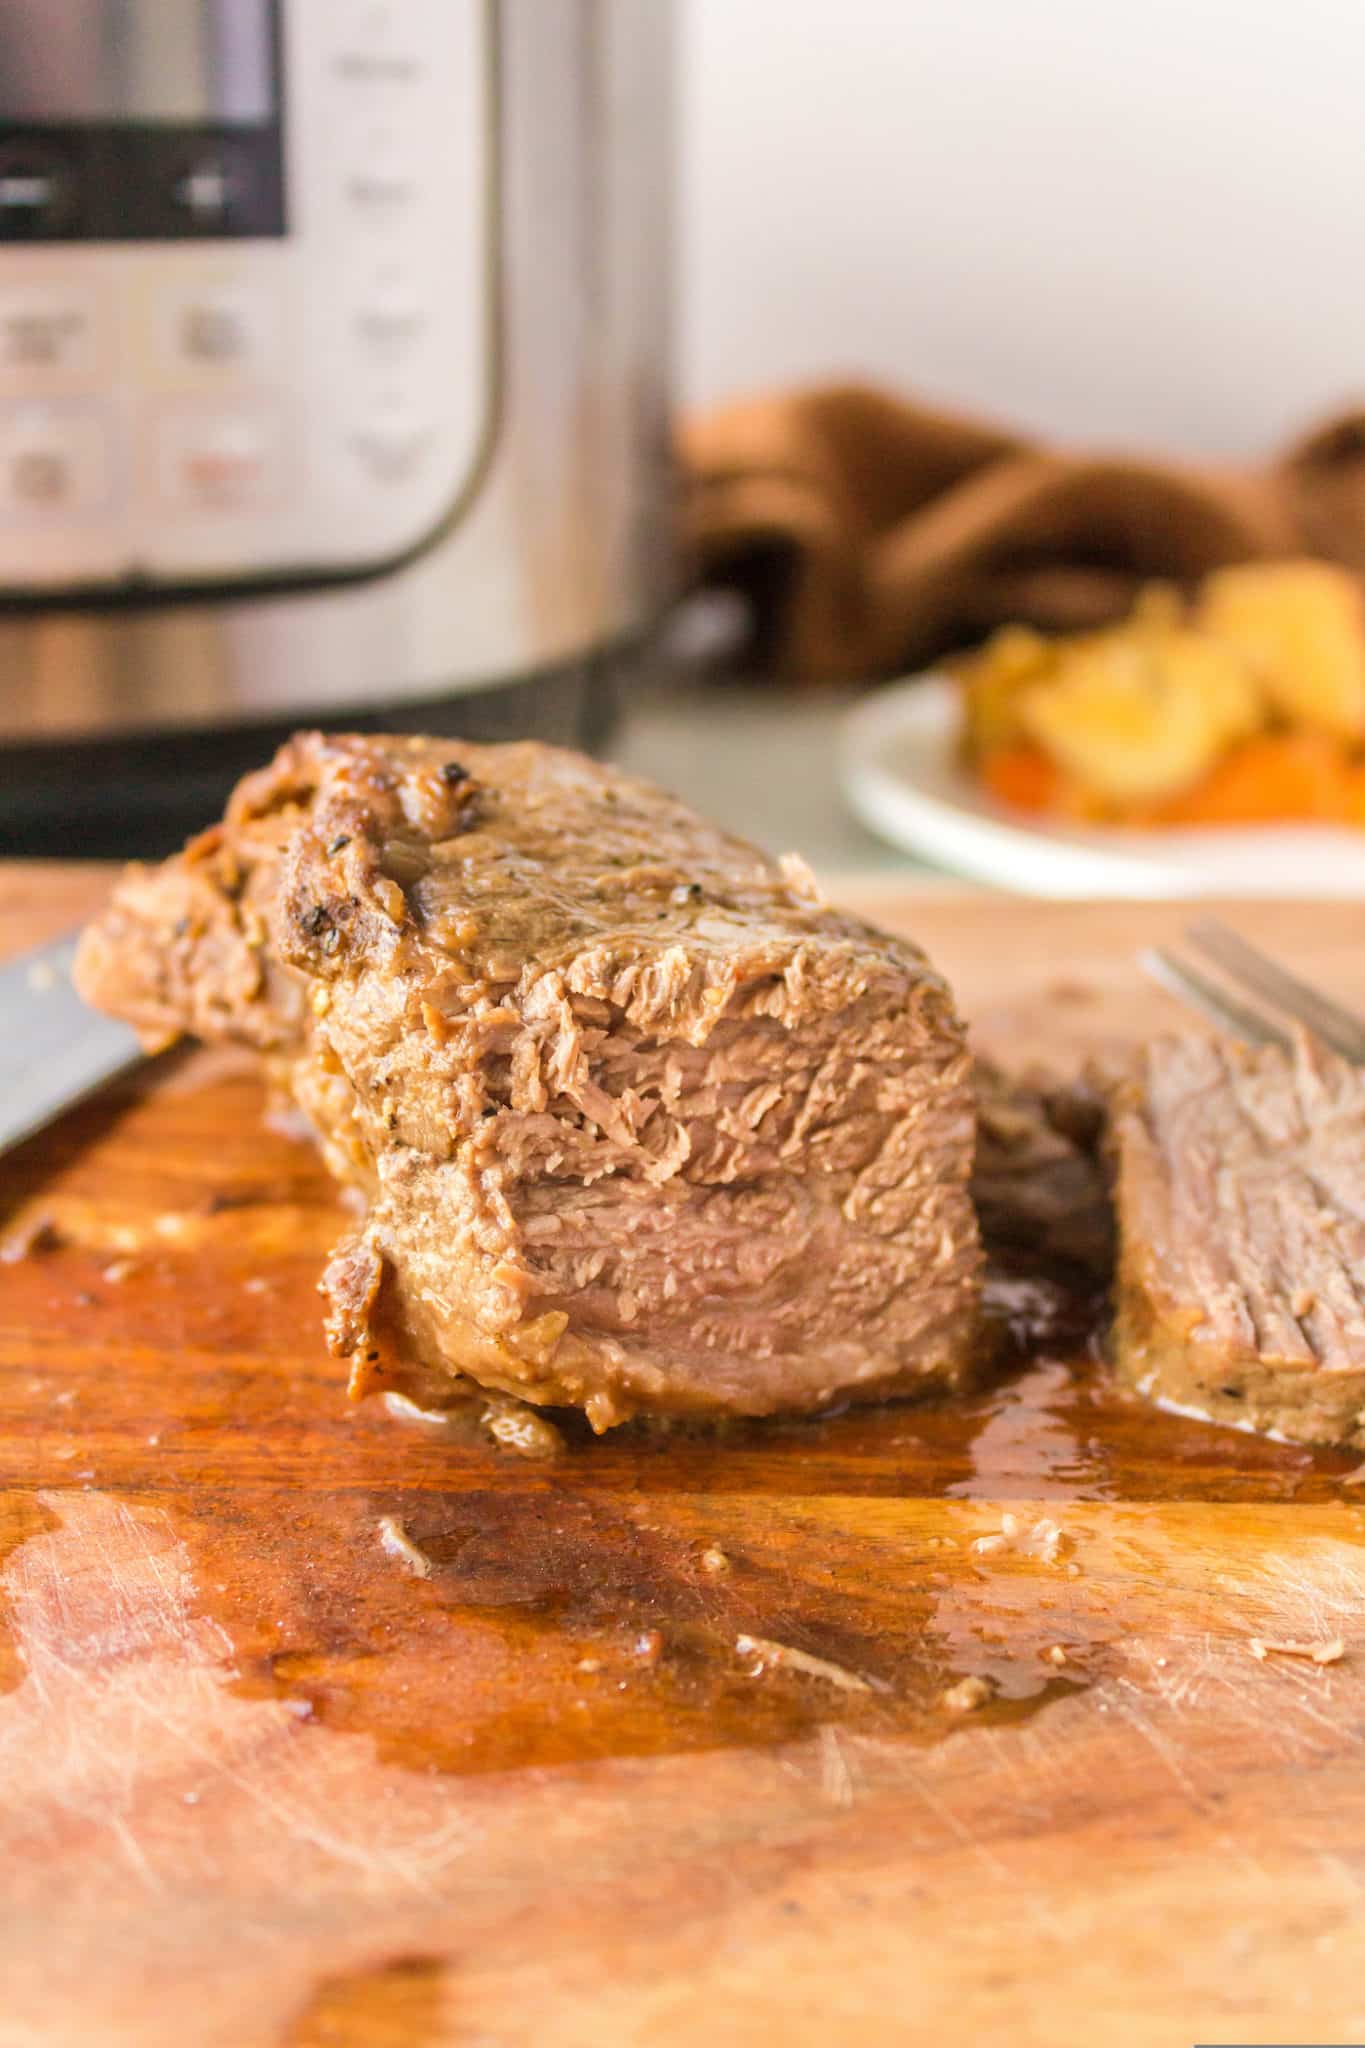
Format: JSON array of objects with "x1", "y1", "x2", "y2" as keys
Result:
[
  {"x1": 76, "y1": 731, "x2": 983, "y2": 1430},
  {"x1": 1109, "y1": 1031, "x2": 1365, "y2": 1446}
]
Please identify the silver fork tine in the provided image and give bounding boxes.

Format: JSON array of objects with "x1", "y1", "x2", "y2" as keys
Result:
[
  {"x1": 1186, "y1": 917, "x2": 1365, "y2": 1064},
  {"x1": 1139, "y1": 946, "x2": 1294, "y2": 1052}
]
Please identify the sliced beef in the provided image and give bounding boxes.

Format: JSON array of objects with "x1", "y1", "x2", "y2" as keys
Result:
[
  {"x1": 1109, "y1": 1031, "x2": 1365, "y2": 1446},
  {"x1": 76, "y1": 731, "x2": 983, "y2": 1429}
]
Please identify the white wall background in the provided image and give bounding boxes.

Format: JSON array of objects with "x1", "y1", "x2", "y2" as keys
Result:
[{"x1": 678, "y1": 0, "x2": 1365, "y2": 458}]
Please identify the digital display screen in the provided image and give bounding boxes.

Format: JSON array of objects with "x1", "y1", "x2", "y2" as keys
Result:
[{"x1": 0, "y1": 0, "x2": 276, "y2": 124}]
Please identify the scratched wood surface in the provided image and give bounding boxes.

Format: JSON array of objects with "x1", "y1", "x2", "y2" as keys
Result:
[{"x1": 3, "y1": 865, "x2": 1365, "y2": 2048}]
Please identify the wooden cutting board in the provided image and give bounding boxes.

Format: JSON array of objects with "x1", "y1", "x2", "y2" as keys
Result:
[{"x1": 3, "y1": 866, "x2": 1365, "y2": 2048}]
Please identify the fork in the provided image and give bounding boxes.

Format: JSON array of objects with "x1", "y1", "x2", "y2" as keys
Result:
[{"x1": 1141, "y1": 918, "x2": 1365, "y2": 1061}]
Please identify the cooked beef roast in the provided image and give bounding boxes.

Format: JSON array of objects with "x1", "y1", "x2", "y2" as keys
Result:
[
  {"x1": 972, "y1": 1060, "x2": 1113, "y2": 1278},
  {"x1": 1110, "y1": 1031, "x2": 1365, "y2": 1446},
  {"x1": 76, "y1": 732, "x2": 983, "y2": 1429}
]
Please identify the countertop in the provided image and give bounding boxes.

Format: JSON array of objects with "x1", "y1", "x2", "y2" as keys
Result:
[{"x1": 5, "y1": 870, "x2": 1365, "y2": 2047}]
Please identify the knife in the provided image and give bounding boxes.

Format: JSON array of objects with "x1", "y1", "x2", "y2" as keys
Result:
[{"x1": 0, "y1": 931, "x2": 144, "y2": 1158}]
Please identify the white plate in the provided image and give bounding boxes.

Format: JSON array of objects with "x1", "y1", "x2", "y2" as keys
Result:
[{"x1": 841, "y1": 674, "x2": 1365, "y2": 899}]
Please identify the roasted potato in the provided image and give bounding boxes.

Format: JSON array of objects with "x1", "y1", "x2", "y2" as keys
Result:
[
  {"x1": 1198, "y1": 560, "x2": 1365, "y2": 740},
  {"x1": 960, "y1": 562, "x2": 1365, "y2": 824},
  {"x1": 960, "y1": 624, "x2": 1057, "y2": 758},
  {"x1": 1016, "y1": 627, "x2": 1262, "y2": 805}
]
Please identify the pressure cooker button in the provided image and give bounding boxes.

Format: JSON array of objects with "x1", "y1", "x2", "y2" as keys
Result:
[
  {"x1": 0, "y1": 289, "x2": 99, "y2": 376},
  {"x1": 354, "y1": 277, "x2": 426, "y2": 357},
  {"x1": 0, "y1": 404, "x2": 110, "y2": 515},
  {"x1": 344, "y1": 165, "x2": 417, "y2": 212},
  {"x1": 162, "y1": 285, "x2": 270, "y2": 371},
  {"x1": 343, "y1": 134, "x2": 417, "y2": 213},
  {"x1": 181, "y1": 301, "x2": 249, "y2": 365},
  {"x1": 334, "y1": 3, "x2": 421, "y2": 83},
  {"x1": 349, "y1": 411, "x2": 431, "y2": 480},
  {"x1": 334, "y1": 49, "x2": 421, "y2": 84},
  {"x1": 0, "y1": 144, "x2": 77, "y2": 241},
  {"x1": 158, "y1": 404, "x2": 281, "y2": 511}
]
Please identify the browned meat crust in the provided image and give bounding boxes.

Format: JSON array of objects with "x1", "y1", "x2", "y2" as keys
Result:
[
  {"x1": 76, "y1": 732, "x2": 983, "y2": 1430},
  {"x1": 1109, "y1": 1031, "x2": 1365, "y2": 1447}
]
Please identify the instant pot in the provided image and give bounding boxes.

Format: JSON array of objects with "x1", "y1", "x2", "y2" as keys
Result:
[{"x1": 0, "y1": 0, "x2": 674, "y2": 853}]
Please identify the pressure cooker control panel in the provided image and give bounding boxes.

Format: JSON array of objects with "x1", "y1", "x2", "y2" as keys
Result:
[{"x1": 0, "y1": 0, "x2": 494, "y2": 594}]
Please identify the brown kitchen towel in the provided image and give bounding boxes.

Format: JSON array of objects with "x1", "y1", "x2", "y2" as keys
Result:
[{"x1": 680, "y1": 384, "x2": 1365, "y2": 681}]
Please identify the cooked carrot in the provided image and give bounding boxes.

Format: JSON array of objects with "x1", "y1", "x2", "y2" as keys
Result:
[
  {"x1": 978, "y1": 728, "x2": 1365, "y2": 828},
  {"x1": 979, "y1": 745, "x2": 1062, "y2": 813},
  {"x1": 1150, "y1": 732, "x2": 1354, "y2": 826}
]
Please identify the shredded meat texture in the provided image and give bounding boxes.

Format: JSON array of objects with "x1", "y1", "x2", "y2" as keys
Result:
[
  {"x1": 972, "y1": 1060, "x2": 1113, "y2": 1278},
  {"x1": 76, "y1": 731, "x2": 983, "y2": 1430},
  {"x1": 1109, "y1": 1030, "x2": 1365, "y2": 1447}
]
